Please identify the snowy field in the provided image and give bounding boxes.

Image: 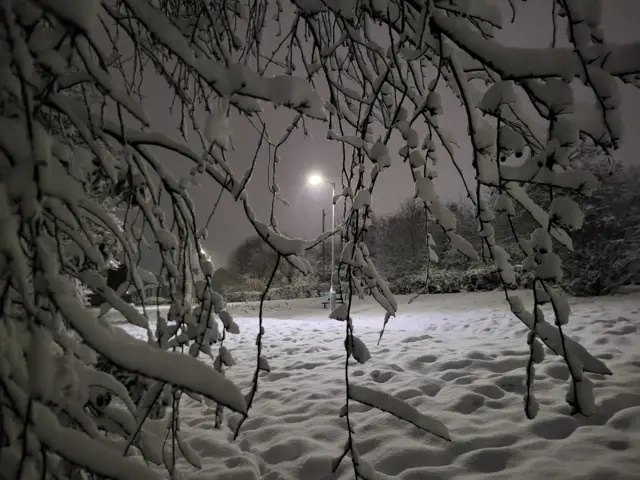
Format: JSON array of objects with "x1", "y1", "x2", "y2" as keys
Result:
[{"x1": 119, "y1": 290, "x2": 640, "y2": 480}]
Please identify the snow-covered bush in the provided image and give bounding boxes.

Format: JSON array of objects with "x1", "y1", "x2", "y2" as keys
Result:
[
  {"x1": 225, "y1": 278, "x2": 348, "y2": 302},
  {"x1": 224, "y1": 290, "x2": 264, "y2": 303},
  {"x1": 0, "y1": 1, "x2": 636, "y2": 478},
  {"x1": 263, "y1": 277, "x2": 321, "y2": 300},
  {"x1": 242, "y1": 276, "x2": 268, "y2": 293},
  {"x1": 556, "y1": 162, "x2": 640, "y2": 296},
  {"x1": 565, "y1": 240, "x2": 639, "y2": 296},
  {"x1": 387, "y1": 265, "x2": 531, "y2": 295}
]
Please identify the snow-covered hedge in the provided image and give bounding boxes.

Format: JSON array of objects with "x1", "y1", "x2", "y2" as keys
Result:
[
  {"x1": 228, "y1": 267, "x2": 533, "y2": 301},
  {"x1": 388, "y1": 265, "x2": 533, "y2": 295},
  {"x1": 225, "y1": 280, "x2": 350, "y2": 302}
]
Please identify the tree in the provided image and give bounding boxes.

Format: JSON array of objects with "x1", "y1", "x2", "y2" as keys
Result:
[
  {"x1": 512, "y1": 146, "x2": 640, "y2": 295},
  {"x1": 434, "y1": 197, "x2": 482, "y2": 269},
  {"x1": 372, "y1": 195, "x2": 488, "y2": 277},
  {"x1": 230, "y1": 234, "x2": 308, "y2": 287},
  {"x1": 1, "y1": 1, "x2": 637, "y2": 479},
  {"x1": 374, "y1": 198, "x2": 429, "y2": 277},
  {"x1": 210, "y1": 267, "x2": 245, "y2": 294},
  {"x1": 37, "y1": 89, "x2": 127, "y2": 305},
  {"x1": 229, "y1": 235, "x2": 279, "y2": 282}
]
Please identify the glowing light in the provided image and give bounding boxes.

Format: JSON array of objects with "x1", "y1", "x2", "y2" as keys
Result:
[{"x1": 308, "y1": 173, "x2": 323, "y2": 185}]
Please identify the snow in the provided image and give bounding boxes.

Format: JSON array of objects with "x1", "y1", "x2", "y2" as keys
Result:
[
  {"x1": 369, "y1": 141, "x2": 392, "y2": 169},
  {"x1": 352, "y1": 189, "x2": 372, "y2": 210},
  {"x1": 550, "y1": 196, "x2": 585, "y2": 230},
  {"x1": 292, "y1": 0, "x2": 326, "y2": 16},
  {"x1": 348, "y1": 384, "x2": 450, "y2": 441},
  {"x1": 478, "y1": 81, "x2": 517, "y2": 114},
  {"x1": 120, "y1": 0, "x2": 326, "y2": 120},
  {"x1": 448, "y1": 233, "x2": 479, "y2": 261},
  {"x1": 504, "y1": 183, "x2": 576, "y2": 251},
  {"x1": 114, "y1": 290, "x2": 640, "y2": 480},
  {"x1": 27, "y1": 326, "x2": 55, "y2": 401},
  {"x1": 53, "y1": 291, "x2": 247, "y2": 414},
  {"x1": 534, "y1": 252, "x2": 563, "y2": 282},
  {"x1": 75, "y1": 38, "x2": 149, "y2": 126},
  {"x1": 204, "y1": 102, "x2": 232, "y2": 149},
  {"x1": 425, "y1": 92, "x2": 443, "y2": 115},
  {"x1": 37, "y1": 0, "x2": 100, "y2": 32},
  {"x1": 327, "y1": 131, "x2": 365, "y2": 149},
  {"x1": 431, "y1": 10, "x2": 640, "y2": 81},
  {"x1": 498, "y1": 125, "x2": 526, "y2": 155},
  {"x1": 346, "y1": 335, "x2": 371, "y2": 364},
  {"x1": 330, "y1": 303, "x2": 349, "y2": 321},
  {"x1": 5, "y1": 377, "x2": 162, "y2": 480},
  {"x1": 408, "y1": 150, "x2": 426, "y2": 168}
]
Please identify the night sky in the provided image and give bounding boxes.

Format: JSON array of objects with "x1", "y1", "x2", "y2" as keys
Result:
[{"x1": 135, "y1": 0, "x2": 640, "y2": 268}]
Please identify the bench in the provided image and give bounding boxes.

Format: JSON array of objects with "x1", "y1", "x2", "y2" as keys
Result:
[{"x1": 321, "y1": 292, "x2": 344, "y2": 309}]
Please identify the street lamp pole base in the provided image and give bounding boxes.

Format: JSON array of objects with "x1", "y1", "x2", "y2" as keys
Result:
[{"x1": 329, "y1": 287, "x2": 336, "y2": 311}]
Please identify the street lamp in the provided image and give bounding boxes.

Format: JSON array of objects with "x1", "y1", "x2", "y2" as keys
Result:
[
  {"x1": 308, "y1": 173, "x2": 323, "y2": 186},
  {"x1": 308, "y1": 173, "x2": 337, "y2": 311}
]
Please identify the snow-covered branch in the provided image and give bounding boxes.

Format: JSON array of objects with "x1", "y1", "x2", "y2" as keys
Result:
[{"x1": 1, "y1": 0, "x2": 635, "y2": 477}]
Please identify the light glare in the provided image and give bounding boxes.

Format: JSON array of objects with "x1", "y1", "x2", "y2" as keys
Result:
[{"x1": 308, "y1": 174, "x2": 323, "y2": 185}]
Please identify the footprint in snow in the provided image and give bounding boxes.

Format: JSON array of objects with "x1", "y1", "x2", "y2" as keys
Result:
[
  {"x1": 370, "y1": 369, "x2": 395, "y2": 383},
  {"x1": 435, "y1": 358, "x2": 473, "y2": 371},
  {"x1": 419, "y1": 383, "x2": 442, "y2": 397},
  {"x1": 605, "y1": 324, "x2": 638, "y2": 335},
  {"x1": 530, "y1": 415, "x2": 577, "y2": 440},
  {"x1": 453, "y1": 376, "x2": 475, "y2": 386},
  {"x1": 401, "y1": 333, "x2": 433, "y2": 343},
  {"x1": 451, "y1": 392, "x2": 486, "y2": 414},
  {"x1": 440, "y1": 370, "x2": 472, "y2": 382},
  {"x1": 387, "y1": 363, "x2": 405, "y2": 372},
  {"x1": 414, "y1": 354, "x2": 438, "y2": 364}
]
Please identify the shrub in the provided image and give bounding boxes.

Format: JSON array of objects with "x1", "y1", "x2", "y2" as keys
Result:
[
  {"x1": 243, "y1": 276, "x2": 267, "y2": 292},
  {"x1": 224, "y1": 278, "x2": 350, "y2": 302},
  {"x1": 388, "y1": 265, "x2": 532, "y2": 295},
  {"x1": 562, "y1": 240, "x2": 640, "y2": 296}
]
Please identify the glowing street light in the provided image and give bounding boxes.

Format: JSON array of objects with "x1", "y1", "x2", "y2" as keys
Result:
[
  {"x1": 308, "y1": 173, "x2": 323, "y2": 186},
  {"x1": 308, "y1": 173, "x2": 337, "y2": 311}
]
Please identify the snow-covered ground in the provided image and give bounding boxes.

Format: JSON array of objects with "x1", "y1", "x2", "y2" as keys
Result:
[{"x1": 120, "y1": 290, "x2": 640, "y2": 480}]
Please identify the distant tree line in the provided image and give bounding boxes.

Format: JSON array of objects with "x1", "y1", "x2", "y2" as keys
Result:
[
  {"x1": 227, "y1": 149, "x2": 640, "y2": 298},
  {"x1": 361, "y1": 148, "x2": 640, "y2": 296}
]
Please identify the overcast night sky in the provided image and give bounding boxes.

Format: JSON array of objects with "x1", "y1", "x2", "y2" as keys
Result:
[{"x1": 133, "y1": 0, "x2": 640, "y2": 268}]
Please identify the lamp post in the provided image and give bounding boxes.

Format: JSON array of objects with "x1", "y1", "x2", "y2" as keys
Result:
[
  {"x1": 308, "y1": 173, "x2": 337, "y2": 311},
  {"x1": 321, "y1": 208, "x2": 326, "y2": 280}
]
